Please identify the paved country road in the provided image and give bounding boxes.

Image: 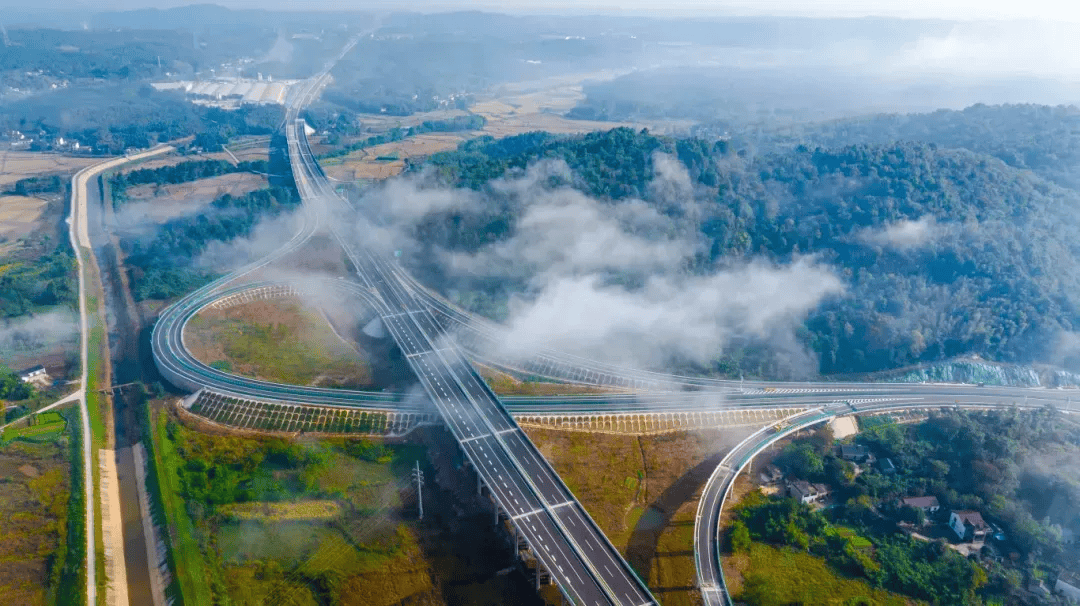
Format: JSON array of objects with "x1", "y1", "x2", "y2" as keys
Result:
[{"x1": 69, "y1": 146, "x2": 173, "y2": 605}]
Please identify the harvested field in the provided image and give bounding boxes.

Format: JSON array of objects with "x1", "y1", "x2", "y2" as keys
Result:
[
  {"x1": 0, "y1": 438, "x2": 71, "y2": 605},
  {"x1": 0, "y1": 151, "x2": 98, "y2": 187},
  {"x1": 0, "y1": 195, "x2": 49, "y2": 239},
  {"x1": 472, "y1": 96, "x2": 635, "y2": 137},
  {"x1": 322, "y1": 134, "x2": 465, "y2": 181},
  {"x1": 523, "y1": 426, "x2": 754, "y2": 604},
  {"x1": 116, "y1": 172, "x2": 267, "y2": 227},
  {"x1": 184, "y1": 296, "x2": 375, "y2": 388}
]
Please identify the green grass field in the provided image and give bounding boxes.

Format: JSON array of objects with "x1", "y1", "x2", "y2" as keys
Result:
[
  {"x1": 185, "y1": 301, "x2": 374, "y2": 388},
  {"x1": 733, "y1": 543, "x2": 913, "y2": 606}
]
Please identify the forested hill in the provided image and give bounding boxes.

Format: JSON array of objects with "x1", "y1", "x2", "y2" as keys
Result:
[
  {"x1": 736, "y1": 104, "x2": 1080, "y2": 190},
  {"x1": 420, "y1": 127, "x2": 1080, "y2": 376}
]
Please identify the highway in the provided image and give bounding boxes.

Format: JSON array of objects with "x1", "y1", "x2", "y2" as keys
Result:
[
  {"x1": 146, "y1": 39, "x2": 1080, "y2": 606},
  {"x1": 287, "y1": 97, "x2": 658, "y2": 603}
]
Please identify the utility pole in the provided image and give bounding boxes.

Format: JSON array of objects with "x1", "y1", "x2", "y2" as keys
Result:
[{"x1": 412, "y1": 460, "x2": 424, "y2": 521}]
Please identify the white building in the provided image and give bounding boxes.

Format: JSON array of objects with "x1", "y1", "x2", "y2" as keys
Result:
[
  {"x1": 18, "y1": 365, "x2": 48, "y2": 385},
  {"x1": 949, "y1": 510, "x2": 989, "y2": 542},
  {"x1": 787, "y1": 480, "x2": 830, "y2": 505}
]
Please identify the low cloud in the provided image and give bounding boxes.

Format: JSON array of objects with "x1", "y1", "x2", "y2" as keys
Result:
[
  {"x1": 442, "y1": 181, "x2": 692, "y2": 284},
  {"x1": 492, "y1": 257, "x2": 843, "y2": 372},
  {"x1": 195, "y1": 211, "x2": 306, "y2": 272},
  {"x1": 0, "y1": 310, "x2": 78, "y2": 359},
  {"x1": 857, "y1": 216, "x2": 942, "y2": 250}
]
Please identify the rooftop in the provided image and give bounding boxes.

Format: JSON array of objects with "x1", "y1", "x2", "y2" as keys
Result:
[
  {"x1": 902, "y1": 496, "x2": 940, "y2": 509},
  {"x1": 953, "y1": 510, "x2": 988, "y2": 530}
]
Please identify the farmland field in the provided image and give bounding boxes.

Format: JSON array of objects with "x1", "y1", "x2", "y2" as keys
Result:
[{"x1": 0, "y1": 419, "x2": 73, "y2": 605}]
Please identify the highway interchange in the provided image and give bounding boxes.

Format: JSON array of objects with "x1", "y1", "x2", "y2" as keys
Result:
[{"x1": 148, "y1": 50, "x2": 1080, "y2": 606}]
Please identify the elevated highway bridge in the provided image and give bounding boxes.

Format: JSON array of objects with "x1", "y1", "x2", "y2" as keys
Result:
[{"x1": 150, "y1": 46, "x2": 1080, "y2": 606}]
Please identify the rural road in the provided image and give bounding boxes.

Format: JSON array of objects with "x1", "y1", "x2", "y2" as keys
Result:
[{"x1": 69, "y1": 145, "x2": 173, "y2": 606}]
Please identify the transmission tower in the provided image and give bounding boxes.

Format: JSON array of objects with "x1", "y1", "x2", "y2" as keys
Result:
[{"x1": 412, "y1": 460, "x2": 424, "y2": 521}]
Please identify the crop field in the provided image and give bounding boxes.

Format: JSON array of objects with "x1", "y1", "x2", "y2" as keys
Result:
[
  {"x1": 148, "y1": 406, "x2": 479, "y2": 606},
  {"x1": 218, "y1": 499, "x2": 342, "y2": 522},
  {"x1": 0, "y1": 151, "x2": 98, "y2": 188},
  {"x1": 321, "y1": 134, "x2": 465, "y2": 181},
  {"x1": 184, "y1": 296, "x2": 375, "y2": 388},
  {"x1": 0, "y1": 431, "x2": 72, "y2": 605},
  {"x1": 2, "y1": 411, "x2": 67, "y2": 442},
  {"x1": 523, "y1": 426, "x2": 754, "y2": 605},
  {"x1": 0, "y1": 195, "x2": 50, "y2": 240}
]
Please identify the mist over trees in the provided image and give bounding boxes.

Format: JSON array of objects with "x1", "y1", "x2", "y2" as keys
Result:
[{"x1": 401, "y1": 115, "x2": 1080, "y2": 377}]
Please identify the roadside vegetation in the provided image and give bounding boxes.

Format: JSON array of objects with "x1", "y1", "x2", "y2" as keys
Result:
[
  {"x1": 184, "y1": 298, "x2": 375, "y2": 389},
  {"x1": 149, "y1": 406, "x2": 435, "y2": 605},
  {"x1": 0, "y1": 409, "x2": 76, "y2": 605},
  {"x1": 729, "y1": 542, "x2": 910, "y2": 606}
]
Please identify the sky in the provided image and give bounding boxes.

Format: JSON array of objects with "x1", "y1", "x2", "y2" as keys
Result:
[{"x1": 1, "y1": 0, "x2": 1078, "y2": 21}]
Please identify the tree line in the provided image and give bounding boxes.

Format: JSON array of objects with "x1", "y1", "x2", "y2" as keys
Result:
[{"x1": 108, "y1": 158, "x2": 270, "y2": 208}]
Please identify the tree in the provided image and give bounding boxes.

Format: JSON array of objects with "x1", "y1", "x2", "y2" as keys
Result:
[
  {"x1": 780, "y1": 441, "x2": 825, "y2": 479},
  {"x1": 731, "y1": 520, "x2": 751, "y2": 554}
]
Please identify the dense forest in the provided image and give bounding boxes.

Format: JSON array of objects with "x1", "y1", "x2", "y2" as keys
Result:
[
  {"x1": 124, "y1": 185, "x2": 299, "y2": 300},
  {"x1": 763, "y1": 408, "x2": 1080, "y2": 602},
  {"x1": 730, "y1": 104, "x2": 1080, "y2": 190},
  {"x1": 412, "y1": 117, "x2": 1080, "y2": 376}
]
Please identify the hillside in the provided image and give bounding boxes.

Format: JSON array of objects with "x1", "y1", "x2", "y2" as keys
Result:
[{"x1": 405, "y1": 123, "x2": 1080, "y2": 377}]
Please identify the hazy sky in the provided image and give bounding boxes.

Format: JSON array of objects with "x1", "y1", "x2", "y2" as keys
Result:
[{"x1": 2, "y1": 0, "x2": 1078, "y2": 21}]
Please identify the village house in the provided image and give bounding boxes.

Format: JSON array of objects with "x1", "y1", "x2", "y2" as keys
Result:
[
  {"x1": 758, "y1": 464, "x2": 784, "y2": 485},
  {"x1": 877, "y1": 457, "x2": 897, "y2": 475},
  {"x1": 900, "y1": 496, "x2": 940, "y2": 514},
  {"x1": 18, "y1": 365, "x2": 49, "y2": 386},
  {"x1": 787, "y1": 480, "x2": 830, "y2": 505},
  {"x1": 949, "y1": 510, "x2": 989, "y2": 542},
  {"x1": 840, "y1": 444, "x2": 870, "y2": 464},
  {"x1": 1056, "y1": 570, "x2": 1080, "y2": 603}
]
